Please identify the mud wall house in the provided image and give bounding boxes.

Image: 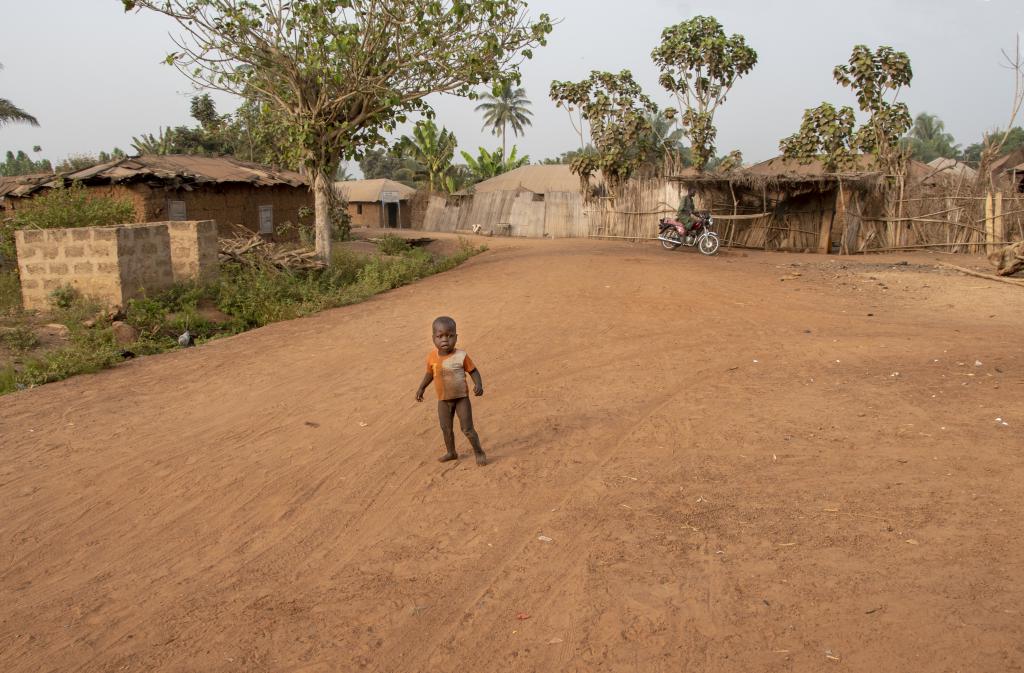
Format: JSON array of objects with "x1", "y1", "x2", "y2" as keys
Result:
[
  {"x1": 421, "y1": 164, "x2": 591, "y2": 238},
  {"x1": 335, "y1": 179, "x2": 415, "y2": 228},
  {"x1": 2, "y1": 155, "x2": 312, "y2": 239}
]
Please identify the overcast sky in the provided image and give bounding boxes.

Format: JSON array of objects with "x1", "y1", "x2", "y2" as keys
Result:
[{"x1": 2, "y1": 0, "x2": 1023, "y2": 173}]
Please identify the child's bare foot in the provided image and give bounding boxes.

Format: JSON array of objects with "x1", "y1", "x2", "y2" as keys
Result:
[
  {"x1": 438, "y1": 451, "x2": 458, "y2": 463},
  {"x1": 474, "y1": 450, "x2": 488, "y2": 466}
]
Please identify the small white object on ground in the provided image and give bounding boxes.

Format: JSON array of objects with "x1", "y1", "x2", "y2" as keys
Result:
[{"x1": 537, "y1": 535, "x2": 553, "y2": 543}]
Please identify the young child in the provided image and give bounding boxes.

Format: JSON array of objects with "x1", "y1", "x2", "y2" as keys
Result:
[{"x1": 415, "y1": 316, "x2": 488, "y2": 466}]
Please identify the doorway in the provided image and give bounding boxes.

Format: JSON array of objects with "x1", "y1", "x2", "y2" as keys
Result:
[{"x1": 386, "y1": 202, "x2": 399, "y2": 228}]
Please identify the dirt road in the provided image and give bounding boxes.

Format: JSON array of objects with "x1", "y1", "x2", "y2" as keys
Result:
[{"x1": 2, "y1": 235, "x2": 1023, "y2": 672}]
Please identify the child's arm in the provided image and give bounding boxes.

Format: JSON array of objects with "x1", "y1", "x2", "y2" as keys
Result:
[
  {"x1": 470, "y1": 369, "x2": 484, "y2": 396},
  {"x1": 415, "y1": 371, "x2": 433, "y2": 402}
]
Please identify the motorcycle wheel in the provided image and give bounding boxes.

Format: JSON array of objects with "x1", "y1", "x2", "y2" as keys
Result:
[
  {"x1": 698, "y1": 234, "x2": 720, "y2": 256},
  {"x1": 660, "y1": 229, "x2": 682, "y2": 250}
]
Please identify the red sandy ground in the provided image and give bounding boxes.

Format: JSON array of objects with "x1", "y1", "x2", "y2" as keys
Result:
[{"x1": 1, "y1": 234, "x2": 1022, "y2": 673}]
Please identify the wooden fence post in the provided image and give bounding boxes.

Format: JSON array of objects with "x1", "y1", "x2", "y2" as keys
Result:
[
  {"x1": 817, "y1": 205, "x2": 834, "y2": 254},
  {"x1": 985, "y1": 192, "x2": 994, "y2": 254},
  {"x1": 994, "y1": 191, "x2": 1004, "y2": 250},
  {"x1": 834, "y1": 182, "x2": 849, "y2": 254}
]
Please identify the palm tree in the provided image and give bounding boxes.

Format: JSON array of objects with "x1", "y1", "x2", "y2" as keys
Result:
[
  {"x1": 904, "y1": 112, "x2": 958, "y2": 163},
  {"x1": 399, "y1": 120, "x2": 458, "y2": 192},
  {"x1": 335, "y1": 161, "x2": 353, "y2": 181},
  {"x1": 475, "y1": 85, "x2": 533, "y2": 157},
  {"x1": 641, "y1": 112, "x2": 689, "y2": 167},
  {"x1": 0, "y1": 63, "x2": 39, "y2": 128}
]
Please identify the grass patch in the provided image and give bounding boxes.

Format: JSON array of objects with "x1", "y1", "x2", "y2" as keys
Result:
[
  {"x1": 0, "y1": 238, "x2": 486, "y2": 395},
  {"x1": 0, "y1": 268, "x2": 21, "y2": 314},
  {"x1": 375, "y1": 234, "x2": 413, "y2": 256},
  {"x1": 0, "y1": 324, "x2": 40, "y2": 352}
]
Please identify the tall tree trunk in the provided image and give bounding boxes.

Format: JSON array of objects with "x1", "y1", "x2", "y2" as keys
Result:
[
  {"x1": 502, "y1": 122, "x2": 507, "y2": 159},
  {"x1": 313, "y1": 170, "x2": 333, "y2": 262}
]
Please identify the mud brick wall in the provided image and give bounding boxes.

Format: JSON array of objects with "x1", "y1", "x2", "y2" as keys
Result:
[
  {"x1": 6, "y1": 183, "x2": 313, "y2": 240},
  {"x1": 162, "y1": 220, "x2": 220, "y2": 284},
  {"x1": 128, "y1": 184, "x2": 312, "y2": 239},
  {"x1": 14, "y1": 223, "x2": 175, "y2": 311},
  {"x1": 346, "y1": 201, "x2": 412, "y2": 228}
]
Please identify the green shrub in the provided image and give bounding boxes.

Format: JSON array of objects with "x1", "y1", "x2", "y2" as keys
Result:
[
  {"x1": 49, "y1": 284, "x2": 80, "y2": 310},
  {"x1": 0, "y1": 182, "x2": 134, "y2": 261},
  {"x1": 0, "y1": 269, "x2": 21, "y2": 314},
  {"x1": 126, "y1": 296, "x2": 167, "y2": 337},
  {"x1": 0, "y1": 366, "x2": 16, "y2": 395},
  {"x1": 376, "y1": 234, "x2": 412, "y2": 255},
  {"x1": 14, "y1": 327, "x2": 121, "y2": 388},
  {"x1": 0, "y1": 325, "x2": 40, "y2": 352}
]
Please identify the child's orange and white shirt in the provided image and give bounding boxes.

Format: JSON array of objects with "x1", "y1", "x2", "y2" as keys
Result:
[{"x1": 427, "y1": 349, "x2": 476, "y2": 400}]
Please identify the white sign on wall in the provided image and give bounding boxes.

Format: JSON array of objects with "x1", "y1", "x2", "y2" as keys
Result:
[{"x1": 380, "y1": 191, "x2": 401, "y2": 204}]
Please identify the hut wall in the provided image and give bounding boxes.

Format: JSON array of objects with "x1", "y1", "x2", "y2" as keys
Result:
[
  {"x1": 465, "y1": 191, "x2": 518, "y2": 233},
  {"x1": 112, "y1": 183, "x2": 314, "y2": 238},
  {"x1": 348, "y1": 201, "x2": 383, "y2": 227},
  {"x1": 508, "y1": 193, "x2": 546, "y2": 237},
  {"x1": 422, "y1": 195, "x2": 461, "y2": 232},
  {"x1": 544, "y1": 192, "x2": 588, "y2": 237}
]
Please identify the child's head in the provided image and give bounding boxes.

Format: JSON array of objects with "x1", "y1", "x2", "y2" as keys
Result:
[{"x1": 432, "y1": 316, "x2": 457, "y2": 354}]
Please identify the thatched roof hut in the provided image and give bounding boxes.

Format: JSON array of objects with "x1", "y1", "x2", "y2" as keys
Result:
[{"x1": 663, "y1": 156, "x2": 947, "y2": 253}]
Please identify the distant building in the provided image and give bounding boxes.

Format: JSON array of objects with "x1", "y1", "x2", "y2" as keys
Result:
[
  {"x1": 1, "y1": 155, "x2": 311, "y2": 237},
  {"x1": 335, "y1": 179, "x2": 416, "y2": 228},
  {"x1": 1007, "y1": 160, "x2": 1024, "y2": 193},
  {"x1": 421, "y1": 165, "x2": 591, "y2": 237}
]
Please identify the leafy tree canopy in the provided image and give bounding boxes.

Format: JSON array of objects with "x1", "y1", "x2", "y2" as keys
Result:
[
  {"x1": 782, "y1": 45, "x2": 913, "y2": 174},
  {"x1": 550, "y1": 70, "x2": 658, "y2": 187},
  {"x1": 651, "y1": 16, "x2": 757, "y2": 171},
  {"x1": 962, "y1": 126, "x2": 1024, "y2": 163},
  {"x1": 780, "y1": 102, "x2": 859, "y2": 171},
  {"x1": 123, "y1": 0, "x2": 552, "y2": 259},
  {"x1": 358, "y1": 148, "x2": 420, "y2": 187},
  {"x1": 0, "y1": 150, "x2": 52, "y2": 177}
]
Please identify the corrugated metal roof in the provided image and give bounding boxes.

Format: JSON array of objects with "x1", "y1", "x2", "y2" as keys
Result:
[
  {"x1": 3, "y1": 156, "x2": 308, "y2": 202},
  {"x1": 63, "y1": 154, "x2": 307, "y2": 187},
  {"x1": 334, "y1": 178, "x2": 416, "y2": 202},
  {"x1": 0, "y1": 173, "x2": 57, "y2": 200}
]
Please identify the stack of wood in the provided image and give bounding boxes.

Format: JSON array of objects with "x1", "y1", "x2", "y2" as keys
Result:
[
  {"x1": 218, "y1": 233, "x2": 326, "y2": 271},
  {"x1": 988, "y1": 240, "x2": 1024, "y2": 277}
]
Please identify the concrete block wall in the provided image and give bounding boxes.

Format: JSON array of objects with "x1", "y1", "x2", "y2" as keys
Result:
[
  {"x1": 15, "y1": 227, "x2": 125, "y2": 311},
  {"x1": 15, "y1": 220, "x2": 220, "y2": 311},
  {"x1": 115, "y1": 223, "x2": 175, "y2": 303},
  {"x1": 163, "y1": 220, "x2": 220, "y2": 284}
]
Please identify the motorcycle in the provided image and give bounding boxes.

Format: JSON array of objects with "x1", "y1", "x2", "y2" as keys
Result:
[{"x1": 658, "y1": 211, "x2": 721, "y2": 256}]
